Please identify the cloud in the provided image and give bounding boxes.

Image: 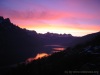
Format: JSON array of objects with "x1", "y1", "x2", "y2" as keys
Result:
[
  {"x1": 1, "y1": 6, "x2": 100, "y2": 22},
  {"x1": 0, "y1": 0, "x2": 100, "y2": 21},
  {"x1": 0, "y1": 0, "x2": 100, "y2": 36}
]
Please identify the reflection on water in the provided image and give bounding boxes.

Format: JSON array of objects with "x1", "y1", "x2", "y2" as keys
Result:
[
  {"x1": 53, "y1": 48, "x2": 65, "y2": 51},
  {"x1": 26, "y1": 53, "x2": 49, "y2": 63},
  {"x1": 34, "y1": 53, "x2": 49, "y2": 60},
  {"x1": 53, "y1": 47, "x2": 65, "y2": 53},
  {"x1": 26, "y1": 45, "x2": 65, "y2": 63},
  {"x1": 44, "y1": 44, "x2": 65, "y2": 53}
]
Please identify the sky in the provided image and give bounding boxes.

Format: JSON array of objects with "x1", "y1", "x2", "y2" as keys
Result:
[{"x1": 0, "y1": 0, "x2": 100, "y2": 36}]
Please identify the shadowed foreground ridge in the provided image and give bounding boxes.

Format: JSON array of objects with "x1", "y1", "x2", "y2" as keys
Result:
[
  {"x1": 6, "y1": 32, "x2": 100, "y2": 75},
  {"x1": 0, "y1": 16, "x2": 41, "y2": 66}
]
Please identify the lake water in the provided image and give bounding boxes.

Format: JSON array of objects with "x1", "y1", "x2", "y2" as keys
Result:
[{"x1": 44, "y1": 45, "x2": 66, "y2": 53}]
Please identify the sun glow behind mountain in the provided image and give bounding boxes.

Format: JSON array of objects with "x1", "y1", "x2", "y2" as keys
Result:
[{"x1": 26, "y1": 25, "x2": 98, "y2": 36}]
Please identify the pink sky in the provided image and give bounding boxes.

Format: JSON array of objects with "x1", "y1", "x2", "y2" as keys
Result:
[{"x1": 0, "y1": 0, "x2": 100, "y2": 36}]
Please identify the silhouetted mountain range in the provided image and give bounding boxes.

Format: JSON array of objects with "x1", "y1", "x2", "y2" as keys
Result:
[
  {"x1": 0, "y1": 16, "x2": 100, "y2": 75},
  {"x1": 0, "y1": 16, "x2": 75, "y2": 67},
  {"x1": 5, "y1": 31, "x2": 100, "y2": 75},
  {"x1": 0, "y1": 16, "x2": 41, "y2": 66}
]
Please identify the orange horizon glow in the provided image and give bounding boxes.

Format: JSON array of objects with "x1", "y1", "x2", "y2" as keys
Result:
[{"x1": 18, "y1": 23, "x2": 100, "y2": 36}]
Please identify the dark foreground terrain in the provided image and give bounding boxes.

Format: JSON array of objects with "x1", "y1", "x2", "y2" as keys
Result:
[{"x1": 2, "y1": 32, "x2": 100, "y2": 75}]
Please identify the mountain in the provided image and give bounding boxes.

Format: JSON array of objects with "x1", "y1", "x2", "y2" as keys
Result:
[
  {"x1": 63, "y1": 31, "x2": 100, "y2": 47},
  {"x1": 4, "y1": 31, "x2": 100, "y2": 75},
  {"x1": 38, "y1": 32, "x2": 73, "y2": 46},
  {"x1": 0, "y1": 16, "x2": 100, "y2": 75},
  {"x1": 0, "y1": 16, "x2": 42, "y2": 67},
  {"x1": 0, "y1": 16, "x2": 76, "y2": 67}
]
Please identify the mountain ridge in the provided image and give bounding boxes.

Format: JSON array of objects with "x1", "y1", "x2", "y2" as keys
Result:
[
  {"x1": 0, "y1": 16, "x2": 41, "y2": 67},
  {"x1": 4, "y1": 31, "x2": 100, "y2": 75},
  {"x1": 0, "y1": 16, "x2": 100, "y2": 75}
]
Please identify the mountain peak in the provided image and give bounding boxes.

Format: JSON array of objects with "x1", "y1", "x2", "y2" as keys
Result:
[
  {"x1": 0, "y1": 16, "x2": 4, "y2": 23},
  {"x1": 4, "y1": 18, "x2": 11, "y2": 23},
  {"x1": 0, "y1": 16, "x2": 11, "y2": 24},
  {"x1": 0, "y1": 16, "x2": 4, "y2": 20}
]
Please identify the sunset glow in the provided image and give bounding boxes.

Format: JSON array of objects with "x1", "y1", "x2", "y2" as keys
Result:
[
  {"x1": 0, "y1": 0, "x2": 100, "y2": 36},
  {"x1": 34, "y1": 53, "x2": 49, "y2": 60},
  {"x1": 26, "y1": 53, "x2": 49, "y2": 62}
]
